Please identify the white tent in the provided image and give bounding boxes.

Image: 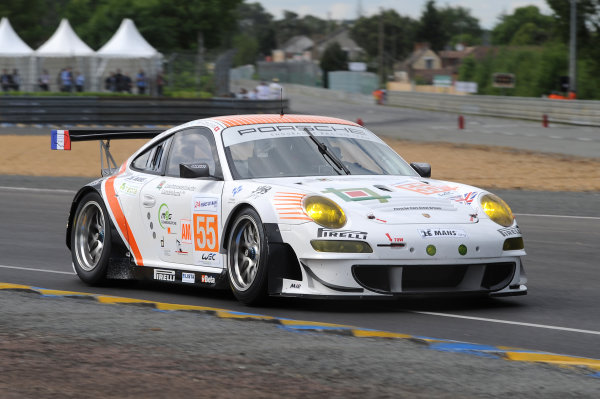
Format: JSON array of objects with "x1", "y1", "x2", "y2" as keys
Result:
[
  {"x1": 97, "y1": 18, "x2": 159, "y2": 58},
  {"x1": 95, "y1": 18, "x2": 162, "y2": 94},
  {"x1": 0, "y1": 17, "x2": 34, "y2": 91},
  {"x1": 0, "y1": 17, "x2": 33, "y2": 56},
  {"x1": 36, "y1": 19, "x2": 94, "y2": 57}
]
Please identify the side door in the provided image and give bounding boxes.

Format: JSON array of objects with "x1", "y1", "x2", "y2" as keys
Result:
[{"x1": 141, "y1": 127, "x2": 225, "y2": 271}]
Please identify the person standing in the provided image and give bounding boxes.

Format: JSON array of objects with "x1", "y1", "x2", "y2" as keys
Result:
[
  {"x1": 61, "y1": 67, "x2": 73, "y2": 92},
  {"x1": 136, "y1": 69, "x2": 147, "y2": 95},
  {"x1": 156, "y1": 70, "x2": 166, "y2": 96},
  {"x1": 39, "y1": 69, "x2": 50, "y2": 91},
  {"x1": 268, "y1": 78, "x2": 282, "y2": 100},
  {"x1": 11, "y1": 69, "x2": 21, "y2": 91},
  {"x1": 1, "y1": 69, "x2": 11, "y2": 92},
  {"x1": 256, "y1": 81, "x2": 270, "y2": 100},
  {"x1": 75, "y1": 71, "x2": 85, "y2": 92}
]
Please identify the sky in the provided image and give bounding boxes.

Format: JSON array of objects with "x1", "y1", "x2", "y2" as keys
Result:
[{"x1": 256, "y1": 0, "x2": 552, "y2": 29}]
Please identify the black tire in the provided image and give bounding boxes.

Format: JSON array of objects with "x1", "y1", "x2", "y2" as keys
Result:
[
  {"x1": 226, "y1": 208, "x2": 269, "y2": 305},
  {"x1": 71, "y1": 192, "x2": 112, "y2": 285}
]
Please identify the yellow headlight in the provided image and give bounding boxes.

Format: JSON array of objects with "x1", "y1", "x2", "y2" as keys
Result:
[
  {"x1": 303, "y1": 196, "x2": 346, "y2": 229},
  {"x1": 480, "y1": 193, "x2": 514, "y2": 227}
]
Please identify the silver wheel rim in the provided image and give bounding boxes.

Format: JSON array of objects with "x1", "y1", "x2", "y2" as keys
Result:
[
  {"x1": 74, "y1": 201, "x2": 106, "y2": 272},
  {"x1": 229, "y1": 215, "x2": 261, "y2": 292}
]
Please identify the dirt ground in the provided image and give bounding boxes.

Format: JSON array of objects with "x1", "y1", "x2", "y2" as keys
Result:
[{"x1": 1, "y1": 135, "x2": 599, "y2": 191}]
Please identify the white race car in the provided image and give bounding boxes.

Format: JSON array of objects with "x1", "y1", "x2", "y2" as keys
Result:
[{"x1": 53, "y1": 114, "x2": 527, "y2": 305}]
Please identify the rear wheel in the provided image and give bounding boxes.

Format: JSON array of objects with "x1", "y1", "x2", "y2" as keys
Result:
[
  {"x1": 227, "y1": 208, "x2": 268, "y2": 305},
  {"x1": 71, "y1": 192, "x2": 112, "y2": 285}
]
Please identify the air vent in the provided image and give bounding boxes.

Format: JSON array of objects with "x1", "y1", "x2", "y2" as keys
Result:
[{"x1": 374, "y1": 185, "x2": 393, "y2": 192}]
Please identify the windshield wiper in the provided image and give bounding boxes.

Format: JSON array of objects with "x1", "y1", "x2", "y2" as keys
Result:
[{"x1": 303, "y1": 128, "x2": 350, "y2": 175}]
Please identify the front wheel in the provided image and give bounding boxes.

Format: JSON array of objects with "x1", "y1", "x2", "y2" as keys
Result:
[
  {"x1": 227, "y1": 208, "x2": 268, "y2": 305},
  {"x1": 71, "y1": 192, "x2": 112, "y2": 285}
]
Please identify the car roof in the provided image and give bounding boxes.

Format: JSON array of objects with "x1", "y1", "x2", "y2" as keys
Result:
[{"x1": 209, "y1": 114, "x2": 360, "y2": 128}]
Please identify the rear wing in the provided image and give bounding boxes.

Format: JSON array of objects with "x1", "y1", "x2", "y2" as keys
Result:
[{"x1": 51, "y1": 129, "x2": 163, "y2": 176}]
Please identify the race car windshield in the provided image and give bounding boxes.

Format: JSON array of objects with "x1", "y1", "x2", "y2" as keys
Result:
[{"x1": 224, "y1": 133, "x2": 417, "y2": 179}]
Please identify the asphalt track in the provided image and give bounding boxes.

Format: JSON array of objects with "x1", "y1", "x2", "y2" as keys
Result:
[{"x1": 0, "y1": 178, "x2": 599, "y2": 361}]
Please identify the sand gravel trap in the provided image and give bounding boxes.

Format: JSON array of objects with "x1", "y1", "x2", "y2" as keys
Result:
[{"x1": 2, "y1": 135, "x2": 599, "y2": 191}]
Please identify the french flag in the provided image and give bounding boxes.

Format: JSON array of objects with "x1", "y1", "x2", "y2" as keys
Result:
[{"x1": 51, "y1": 130, "x2": 71, "y2": 150}]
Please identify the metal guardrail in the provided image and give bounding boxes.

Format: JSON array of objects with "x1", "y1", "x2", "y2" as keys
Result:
[
  {"x1": 0, "y1": 96, "x2": 289, "y2": 124},
  {"x1": 386, "y1": 91, "x2": 600, "y2": 126}
]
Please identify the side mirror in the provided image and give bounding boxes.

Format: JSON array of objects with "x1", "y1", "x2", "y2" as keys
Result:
[
  {"x1": 410, "y1": 162, "x2": 431, "y2": 178},
  {"x1": 180, "y1": 162, "x2": 210, "y2": 178}
]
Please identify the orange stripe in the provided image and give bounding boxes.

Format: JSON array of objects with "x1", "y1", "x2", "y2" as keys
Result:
[
  {"x1": 105, "y1": 173, "x2": 144, "y2": 266},
  {"x1": 280, "y1": 217, "x2": 312, "y2": 220},
  {"x1": 211, "y1": 114, "x2": 360, "y2": 128}
]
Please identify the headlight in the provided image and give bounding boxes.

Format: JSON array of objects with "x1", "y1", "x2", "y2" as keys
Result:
[
  {"x1": 303, "y1": 196, "x2": 346, "y2": 229},
  {"x1": 480, "y1": 193, "x2": 514, "y2": 227}
]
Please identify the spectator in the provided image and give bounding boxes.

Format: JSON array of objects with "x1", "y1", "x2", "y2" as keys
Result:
[
  {"x1": 156, "y1": 70, "x2": 166, "y2": 96},
  {"x1": 1, "y1": 69, "x2": 11, "y2": 92},
  {"x1": 105, "y1": 72, "x2": 116, "y2": 92},
  {"x1": 38, "y1": 69, "x2": 50, "y2": 91},
  {"x1": 114, "y1": 69, "x2": 124, "y2": 92},
  {"x1": 75, "y1": 71, "x2": 85, "y2": 92},
  {"x1": 11, "y1": 69, "x2": 21, "y2": 91},
  {"x1": 61, "y1": 67, "x2": 73, "y2": 92},
  {"x1": 136, "y1": 69, "x2": 147, "y2": 95},
  {"x1": 269, "y1": 78, "x2": 282, "y2": 100},
  {"x1": 236, "y1": 87, "x2": 248, "y2": 99},
  {"x1": 256, "y1": 81, "x2": 270, "y2": 100},
  {"x1": 247, "y1": 88, "x2": 258, "y2": 100},
  {"x1": 123, "y1": 72, "x2": 132, "y2": 93}
]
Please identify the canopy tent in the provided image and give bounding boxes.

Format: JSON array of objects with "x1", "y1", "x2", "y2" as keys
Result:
[
  {"x1": 95, "y1": 19, "x2": 163, "y2": 94},
  {"x1": 0, "y1": 17, "x2": 34, "y2": 91},
  {"x1": 34, "y1": 19, "x2": 95, "y2": 92}
]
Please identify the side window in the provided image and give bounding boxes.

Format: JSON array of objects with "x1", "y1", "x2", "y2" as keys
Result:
[
  {"x1": 131, "y1": 139, "x2": 169, "y2": 174},
  {"x1": 166, "y1": 128, "x2": 222, "y2": 178}
]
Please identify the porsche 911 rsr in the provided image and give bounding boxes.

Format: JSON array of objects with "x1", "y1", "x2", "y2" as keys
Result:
[{"x1": 52, "y1": 114, "x2": 527, "y2": 305}]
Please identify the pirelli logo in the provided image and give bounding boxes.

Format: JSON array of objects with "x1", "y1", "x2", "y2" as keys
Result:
[{"x1": 317, "y1": 228, "x2": 368, "y2": 240}]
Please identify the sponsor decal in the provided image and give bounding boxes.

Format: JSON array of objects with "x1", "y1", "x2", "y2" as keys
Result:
[
  {"x1": 395, "y1": 182, "x2": 457, "y2": 196},
  {"x1": 161, "y1": 189, "x2": 183, "y2": 197},
  {"x1": 214, "y1": 126, "x2": 220, "y2": 132},
  {"x1": 154, "y1": 269, "x2": 175, "y2": 282},
  {"x1": 249, "y1": 185, "x2": 272, "y2": 199},
  {"x1": 180, "y1": 219, "x2": 192, "y2": 244},
  {"x1": 156, "y1": 180, "x2": 166, "y2": 189},
  {"x1": 418, "y1": 228, "x2": 467, "y2": 238},
  {"x1": 450, "y1": 192, "x2": 479, "y2": 205},
  {"x1": 322, "y1": 187, "x2": 391, "y2": 203},
  {"x1": 394, "y1": 206, "x2": 442, "y2": 211},
  {"x1": 422, "y1": 213, "x2": 431, "y2": 218},
  {"x1": 232, "y1": 186, "x2": 243, "y2": 196},
  {"x1": 193, "y1": 197, "x2": 219, "y2": 213},
  {"x1": 175, "y1": 239, "x2": 188, "y2": 254},
  {"x1": 124, "y1": 175, "x2": 148, "y2": 183},
  {"x1": 317, "y1": 228, "x2": 368, "y2": 240},
  {"x1": 158, "y1": 204, "x2": 177, "y2": 230},
  {"x1": 236, "y1": 124, "x2": 366, "y2": 137},
  {"x1": 201, "y1": 274, "x2": 216, "y2": 284},
  {"x1": 182, "y1": 272, "x2": 195, "y2": 284},
  {"x1": 498, "y1": 226, "x2": 521, "y2": 237},
  {"x1": 385, "y1": 233, "x2": 404, "y2": 243},
  {"x1": 118, "y1": 182, "x2": 139, "y2": 196},
  {"x1": 470, "y1": 213, "x2": 478, "y2": 222},
  {"x1": 164, "y1": 183, "x2": 196, "y2": 191},
  {"x1": 289, "y1": 283, "x2": 301, "y2": 289}
]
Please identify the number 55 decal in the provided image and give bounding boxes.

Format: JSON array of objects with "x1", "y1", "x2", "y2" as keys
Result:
[{"x1": 193, "y1": 214, "x2": 219, "y2": 252}]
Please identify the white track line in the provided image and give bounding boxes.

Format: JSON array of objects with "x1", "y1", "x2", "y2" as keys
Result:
[
  {"x1": 411, "y1": 310, "x2": 600, "y2": 336},
  {"x1": 2, "y1": 264, "x2": 599, "y2": 336},
  {"x1": 0, "y1": 264, "x2": 75, "y2": 275},
  {"x1": 0, "y1": 186, "x2": 76, "y2": 194}
]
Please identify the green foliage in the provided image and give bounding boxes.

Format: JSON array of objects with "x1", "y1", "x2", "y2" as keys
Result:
[
  {"x1": 417, "y1": 0, "x2": 447, "y2": 51},
  {"x1": 491, "y1": 6, "x2": 554, "y2": 45},
  {"x1": 319, "y1": 42, "x2": 348, "y2": 88},
  {"x1": 232, "y1": 34, "x2": 260, "y2": 66},
  {"x1": 438, "y1": 5, "x2": 483, "y2": 47}
]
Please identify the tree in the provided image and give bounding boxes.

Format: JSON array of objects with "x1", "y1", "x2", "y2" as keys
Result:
[
  {"x1": 350, "y1": 10, "x2": 418, "y2": 61},
  {"x1": 417, "y1": 0, "x2": 447, "y2": 51},
  {"x1": 491, "y1": 6, "x2": 554, "y2": 45},
  {"x1": 438, "y1": 6, "x2": 483, "y2": 47},
  {"x1": 319, "y1": 42, "x2": 347, "y2": 88},
  {"x1": 236, "y1": 2, "x2": 276, "y2": 57}
]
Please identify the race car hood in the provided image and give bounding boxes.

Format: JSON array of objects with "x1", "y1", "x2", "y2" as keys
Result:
[{"x1": 264, "y1": 175, "x2": 482, "y2": 225}]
